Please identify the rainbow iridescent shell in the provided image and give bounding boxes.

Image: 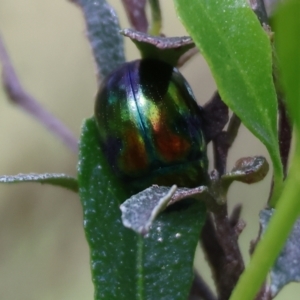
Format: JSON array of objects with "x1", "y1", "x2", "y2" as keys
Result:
[{"x1": 95, "y1": 59, "x2": 208, "y2": 192}]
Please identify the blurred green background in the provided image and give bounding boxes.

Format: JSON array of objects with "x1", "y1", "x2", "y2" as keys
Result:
[{"x1": 0, "y1": 0, "x2": 298, "y2": 299}]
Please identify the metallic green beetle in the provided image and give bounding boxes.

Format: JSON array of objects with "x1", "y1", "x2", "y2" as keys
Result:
[{"x1": 95, "y1": 59, "x2": 208, "y2": 192}]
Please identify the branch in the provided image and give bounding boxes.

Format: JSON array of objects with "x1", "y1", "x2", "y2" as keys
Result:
[
  {"x1": 200, "y1": 101, "x2": 244, "y2": 299},
  {"x1": 121, "y1": 0, "x2": 148, "y2": 33},
  {"x1": 200, "y1": 215, "x2": 226, "y2": 287},
  {"x1": 148, "y1": 0, "x2": 162, "y2": 36},
  {"x1": 189, "y1": 270, "x2": 217, "y2": 300},
  {"x1": 213, "y1": 114, "x2": 241, "y2": 175},
  {"x1": 0, "y1": 34, "x2": 78, "y2": 153},
  {"x1": 211, "y1": 204, "x2": 244, "y2": 300},
  {"x1": 278, "y1": 99, "x2": 292, "y2": 178},
  {"x1": 250, "y1": 0, "x2": 269, "y2": 25},
  {"x1": 177, "y1": 47, "x2": 199, "y2": 68}
]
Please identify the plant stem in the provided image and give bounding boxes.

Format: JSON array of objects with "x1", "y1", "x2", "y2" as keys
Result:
[
  {"x1": 226, "y1": 114, "x2": 241, "y2": 146},
  {"x1": 230, "y1": 138, "x2": 300, "y2": 300},
  {"x1": 201, "y1": 110, "x2": 244, "y2": 299},
  {"x1": 177, "y1": 47, "x2": 199, "y2": 68},
  {"x1": 0, "y1": 34, "x2": 78, "y2": 153},
  {"x1": 121, "y1": 0, "x2": 148, "y2": 33},
  {"x1": 200, "y1": 215, "x2": 225, "y2": 287},
  {"x1": 212, "y1": 205, "x2": 244, "y2": 300},
  {"x1": 202, "y1": 92, "x2": 229, "y2": 143},
  {"x1": 188, "y1": 271, "x2": 217, "y2": 300},
  {"x1": 278, "y1": 100, "x2": 292, "y2": 178},
  {"x1": 213, "y1": 113, "x2": 241, "y2": 175},
  {"x1": 249, "y1": 0, "x2": 269, "y2": 24},
  {"x1": 148, "y1": 0, "x2": 162, "y2": 36}
]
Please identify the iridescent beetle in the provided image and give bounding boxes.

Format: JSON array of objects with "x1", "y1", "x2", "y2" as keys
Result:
[{"x1": 95, "y1": 59, "x2": 208, "y2": 192}]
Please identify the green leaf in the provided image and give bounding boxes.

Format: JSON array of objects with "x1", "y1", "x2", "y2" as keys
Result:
[
  {"x1": 71, "y1": 0, "x2": 125, "y2": 78},
  {"x1": 0, "y1": 173, "x2": 78, "y2": 192},
  {"x1": 78, "y1": 118, "x2": 207, "y2": 300},
  {"x1": 274, "y1": 0, "x2": 300, "y2": 130},
  {"x1": 78, "y1": 118, "x2": 137, "y2": 299},
  {"x1": 229, "y1": 0, "x2": 300, "y2": 292},
  {"x1": 140, "y1": 199, "x2": 206, "y2": 299},
  {"x1": 174, "y1": 0, "x2": 283, "y2": 195}
]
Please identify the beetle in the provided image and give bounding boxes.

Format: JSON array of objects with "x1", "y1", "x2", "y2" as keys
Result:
[{"x1": 95, "y1": 59, "x2": 208, "y2": 192}]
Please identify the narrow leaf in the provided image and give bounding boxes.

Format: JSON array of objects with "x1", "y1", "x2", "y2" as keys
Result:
[
  {"x1": 174, "y1": 0, "x2": 283, "y2": 193},
  {"x1": 78, "y1": 118, "x2": 207, "y2": 300},
  {"x1": 274, "y1": 0, "x2": 300, "y2": 130},
  {"x1": 121, "y1": 185, "x2": 207, "y2": 234},
  {"x1": 0, "y1": 173, "x2": 78, "y2": 192},
  {"x1": 78, "y1": 118, "x2": 137, "y2": 300},
  {"x1": 71, "y1": 0, "x2": 125, "y2": 78},
  {"x1": 260, "y1": 209, "x2": 300, "y2": 297},
  {"x1": 121, "y1": 185, "x2": 177, "y2": 235},
  {"x1": 222, "y1": 156, "x2": 269, "y2": 186},
  {"x1": 141, "y1": 199, "x2": 206, "y2": 300}
]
